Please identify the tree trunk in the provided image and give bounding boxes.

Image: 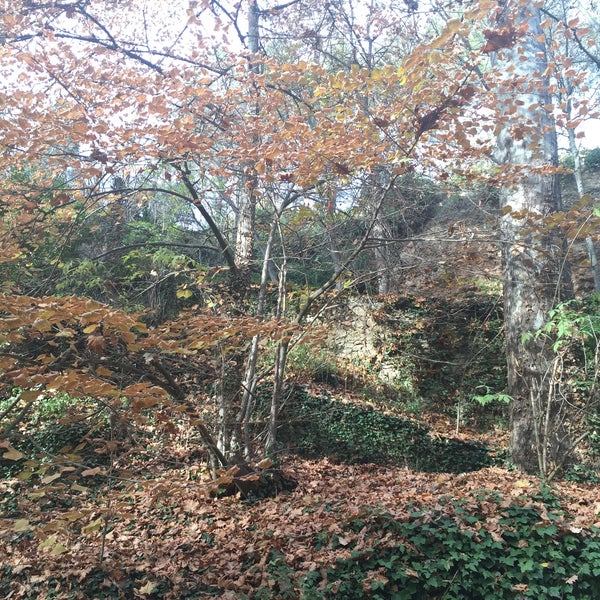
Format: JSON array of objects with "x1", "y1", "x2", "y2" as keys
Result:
[
  {"x1": 233, "y1": 0, "x2": 261, "y2": 297},
  {"x1": 238, "y1": 218, "x2": 278, "y2": 458},
  {"x1": 216, "y1": 0, "x2": 262, "y2": 460},
  {"x1": 365, "y1": 166, "x2": 393, "y2": 294},
  {"x1": 266, "y1": 339, "x2": 289, "y2": 454},
  {"x1": 495, "y1": 1, "x2": 572, "y2": 474},
  {"x1": 565, "y1": 116, "x2": 600, "y2": 292},
  {"x1": 372, "y1": 215, "x2": 392, "y2": 294},
  {"x1": 233, "y1": 168, "x2": 258, "y2": 298},
  {"x1": 266, "y1": 219, "x2": 289, "y2": 454},
  {"x1": 585, "y1": 237, "x2": 600, "y2": 293}
]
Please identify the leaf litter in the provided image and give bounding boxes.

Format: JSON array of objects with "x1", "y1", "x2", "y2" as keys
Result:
[{"x1": 2, "y1": 458, "x2": 600, "y2": 598}]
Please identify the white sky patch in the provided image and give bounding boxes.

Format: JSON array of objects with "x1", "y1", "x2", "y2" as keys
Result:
[{"x1": 578, "y1": 118, "x2": 600, "y2": 149}]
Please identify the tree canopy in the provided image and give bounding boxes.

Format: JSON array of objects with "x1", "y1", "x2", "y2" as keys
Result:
[
  {"x1": 1, "y1": 0, "x2": 599, "y2": 481},
  {"x1": 2, "y1": 1, "x2": 600, "y2": 597}
]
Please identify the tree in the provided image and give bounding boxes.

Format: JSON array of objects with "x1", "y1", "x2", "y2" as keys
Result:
[
  {"x1": 2, "y1": 0, "x2": 446, "y2": 464},
  {"x1": 1, "y1": 0, "x2": 596, "y2": 477},
  {"x1": 487, "y1": 0, "x2": 574, "y2": 474},
  {"x1": 543, "y1": 0, "x2": 600, "y2": 292}
]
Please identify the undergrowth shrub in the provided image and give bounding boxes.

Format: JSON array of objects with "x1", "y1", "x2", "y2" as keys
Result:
[
  {"x1": 0, "y1": 565, "x2": 174, "y2": 600},
  {"x1": 301, "y1": 490, "x2": 600, "y2": 599},
  {"x1": 372, "y1": 295, "x2": 507, "y2": 427},
  {"x1": 0, "y1": 390, "x2": 114, "y2": 479},
  {"x1": 563, "y1": 463, "x2": 600, "y2": 484},
  {"x1": 278, "y1": 388, "x2": 492, "y2": 473},
  {"x1": 584, "y1": 147, "x2": 600, "y2": 170},
  {"x1": 286, "y1": 343, "x2": 342, "y2": 386},
  {"x1": 560, "y1": 153, "x2": 575, "y2": 172}
]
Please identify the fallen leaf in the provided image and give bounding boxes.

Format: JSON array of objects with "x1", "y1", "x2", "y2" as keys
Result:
[
  {"x1": 39, "y1": 535, "x2": 57, "y2": 549},
  {"x1": 81, "y1": 467, "x2": 104, "y2": 477},
  {"x1": 51, "y1": 543, "x2": 68, "y2": 556},
  {"x1": 3, "y1": 446, "x2": 25, "y2": 461},
  {"x1": 82, "y1": 517, "x2": 104, "y2": 534},
  {"x1": 256, "y1": 458, "x2": 274, "y2": 469},
  {"x1": 42, "y1": 472, "x2": 61, "y2": 484},
  {"x1": 138, "y1": 581, "x2": 158, "y2": 595},
  {"x1": 13, "y1": 519, "x2": 30, "y2": 532}
]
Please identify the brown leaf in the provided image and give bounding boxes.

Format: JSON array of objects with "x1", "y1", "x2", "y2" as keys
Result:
[
  {"x1": 81, "y1": 467, "x2": 104, "y2": 477},
  {"x1": 2, "y1": 445, "x2": 25, "y2": 461},
  {"x1": 86, "y1": 334, "x2": 107, "y2": 354},
  {"x1": 482, "y1": 26, "x2": 517, "y2": 53}
]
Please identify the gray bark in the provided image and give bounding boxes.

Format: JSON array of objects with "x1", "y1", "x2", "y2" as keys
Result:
[
  {"x1": 495, "y1": 1, "x2": 572, "y2": 474},
  {"x1": 217, "y1": 0, "x2": 262, "y2": 459},
  {"x1": 585, "y1": 237, "x2": 600, "y2": 292},
  {"x1": 238, "y1": 218, "x2": 277, "y2": 458}
]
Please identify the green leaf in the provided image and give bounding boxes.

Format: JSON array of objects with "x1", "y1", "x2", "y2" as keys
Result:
[
  {"x1": 521, "y1": 331, "x2": 534, "y2": 345},
  {"x1": 176, "y1": 288, "x2": 193, "y2": 299}
]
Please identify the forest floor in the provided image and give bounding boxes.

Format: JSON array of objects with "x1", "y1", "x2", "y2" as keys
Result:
[
  {"x1": 2, "y1": 439, "x2": 600, "y2": 598},
  {"x1": 0, "y1": 398, "x2": 600, "y2": 600}
]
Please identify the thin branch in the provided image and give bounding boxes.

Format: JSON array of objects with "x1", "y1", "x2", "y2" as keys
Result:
[
  {"x1": 541, "y1": 7, "x2": 600, "y2": 70},
  {"x1": 264, "y1": 0, "x2": 302, "y2": 13},
  {"x1": 295, "y1": 173, "x2": 399, "y2": 323},
  {"x1": 91, "y1": 242, "x2": 221, "y2": 261},
  {"x1": 173, "y1": 165, "x2": 238, "y2": 273}
]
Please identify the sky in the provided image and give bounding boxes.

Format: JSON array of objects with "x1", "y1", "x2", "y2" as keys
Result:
[{"x1": 578, "y1": 120, "x2": 600, "y2": 150}]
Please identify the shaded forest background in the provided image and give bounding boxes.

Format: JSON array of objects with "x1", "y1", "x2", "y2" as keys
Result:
[
  {"x1": 3, "y1": 153, "x2": 600, "y2": 600},
  {"x1": 5, "y1": 149, "x2": 600, "y2": 458}
]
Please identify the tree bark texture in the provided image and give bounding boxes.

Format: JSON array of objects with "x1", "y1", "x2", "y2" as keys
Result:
[
  {"x1": 495, "y1": 1, "x2": 572, "y2": 473},
  {"x1": 565, "y1": 120, "x2": 600, "y2": 293}
]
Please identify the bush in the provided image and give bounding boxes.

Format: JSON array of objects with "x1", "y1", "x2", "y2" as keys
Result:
[
  {"x1": 560, "y1": 153, "x2": 575, "y2": 171},
  {"x1": 373, "y1": 295, "x2": 507, "y2": 427},
  {"x1": 285, "y1": 344, "x2": 342, "y2": 385},
  {"x1": 301, "y1": 490, "x2": 600, "y2": 599},
  {"x1": 564, "y1": 463, "x2": 600, "y2": 484},
  {"x1": 0, "y1": 390, "x2": 113, "y2": 479},
  {"x1": 584, "y1": 147, "x2": 600, "y2": 170}
]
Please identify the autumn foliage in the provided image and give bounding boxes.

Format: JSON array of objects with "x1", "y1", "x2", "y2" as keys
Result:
[
  {"x1": 1, "y1": 0, "x2": 600, "y2": 597},
  {"x1": 3, "y1": 459, "x2": 600, "y2": 598}
]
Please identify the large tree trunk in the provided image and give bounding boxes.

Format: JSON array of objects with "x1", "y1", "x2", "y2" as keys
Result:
[{"x1": 495, "y1": 1, "x2": 572, "y2": 474}]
